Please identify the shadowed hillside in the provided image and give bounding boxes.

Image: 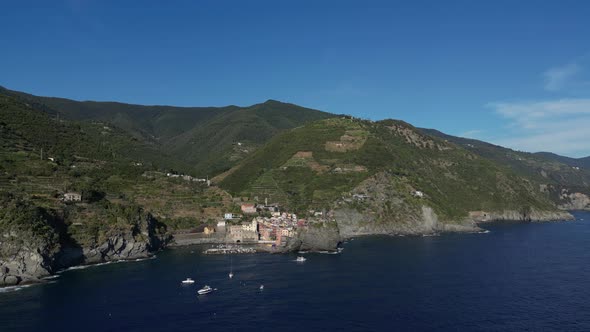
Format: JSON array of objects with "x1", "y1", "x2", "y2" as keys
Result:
[{"x1": 0, "y1": 87, "x2": 334, "y2": 175}]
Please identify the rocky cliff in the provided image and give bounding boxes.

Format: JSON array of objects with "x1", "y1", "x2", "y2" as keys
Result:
[
  {"x1": 295, "y1": 222, "x2": 342, "y2": 252},
  {"x1": 0, "y1": 234, "x2": 59, "y2": 286},
  {"x1": 331, "y1": 205, "x2": 572, "y2": 240},
  {"x1": 467, "y1": 209, "x2": 575, "y2": 223},
  {"x1": 332, "y1": 172, "x2": 481, "y2": 238},
  {"x1": 56, "y1": 211, "x2": 169, "y2": 268},
  {"x1": 333, "y1": 206, "x2": 480, "y2": 238},
  {"x1": 331, "y1": 171, "x2": 573, "y2": 238},
  {"x1": 557, "y1": 191, "x2": 590, "y2": 211},
  {"x1": 0, "y1": 202, "x2": 169, "y2": 287}
]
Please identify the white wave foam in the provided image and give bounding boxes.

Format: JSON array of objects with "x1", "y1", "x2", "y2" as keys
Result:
[
  {"x1": 43, "y1": 275, "x2": 60, "y2": 280},
  {"x1": 0, "y1": 284, "x2": 33, "y2": 293},
  {"x1": 135, "y1": 256, "x2": 157, "y2": 262},
  {"x1": 58, "y1": 261, "x2": 114, "y2": 273},
  {"x1": 318, "y1": 251, "x2": 340, "y2": 255}
]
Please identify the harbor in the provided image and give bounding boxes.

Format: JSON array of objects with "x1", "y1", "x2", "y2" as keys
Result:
[{"x1": 203, "y1": 245, "x2": 256, "y2": 255}]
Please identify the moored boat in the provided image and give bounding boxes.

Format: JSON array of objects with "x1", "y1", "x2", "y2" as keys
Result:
[
  {"x1": 229, "y1": 256, "x2": 234, "y2": 278},
  {"x1": 198, "y1": 285, "x2": 213, "y2": 295},
  {"x1": 181, "y1": 278, "x2": 195, "y2": 284}
]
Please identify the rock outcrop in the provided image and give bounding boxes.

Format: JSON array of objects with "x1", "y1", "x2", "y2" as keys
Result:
[
  {"x1": 333, "y1": 206, "x2": 480, "y2": 238},
  {"x1": 468, "y1": 209, "x2": 574, "y2": 223},
  {"x1": 1, "y1": 208, "x2": 169, "y2": 287},
  {"x1": 0, "y1": 238, "x2": 58, "y2": 286},
  {"x1": 333, "y1": 172, "x2": 481, "y2": 238},
  {"x1": 295, "y1": 222, "x2": 341, "y2": 252},
  {"x1": 57, "y1": 212, "x2": 169, "y2": 268},
  {"x1": 558, "y1": 192, "x2": 590, "y2": 211},
  {"x1": 331, "y1": 171, "x2": 573, "y2": 239},
  {"x1": 0, "y1": 201, "x2": 61, "y2": 286}
]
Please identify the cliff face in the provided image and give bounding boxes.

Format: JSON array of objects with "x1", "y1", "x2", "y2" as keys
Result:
[
  {"x1": 331, "y1": 205, "x2": 572, "y2": 239},
  {"x1": 467, "y1": 209, "x2": 574, "y2": 223},
  {"x1": 0, "y1": 234, "x2": 59, "y2": 286},
  {"x1": 330, "y1": 171, "x2": 574, "y2": 238},
  {"x1": 0, "y1": 201, "x2": 61, "y2": 286},
  {"x1": 296, "y1": 222, "x2": 341, "y2": 252},
  {"x1": 0, "y1": 207, "x2": 169, "y2": 287},
  {"x1": 333, "y1": 206, "x2": 479, "y2": 238},
  {"x1": 558, "y1": 192, "x2": 590, "y2": 211},
  {"x1": 57, "y1": 212, "x2": 169, "y2": 268},
  {"x1": 333, "y1": 172, "x2": 480, "y2": 238}
]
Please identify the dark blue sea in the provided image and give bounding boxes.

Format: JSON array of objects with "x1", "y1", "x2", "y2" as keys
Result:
[{"x1": 2, "y1": 211, "x2": 590, "y2": 332}]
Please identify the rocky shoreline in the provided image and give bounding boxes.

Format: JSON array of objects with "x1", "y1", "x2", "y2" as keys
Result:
[
  {"x1": 1, "y1": 207, "x2": 575, "y2": 288},
  {"x1": 467, "y1": 209, "x2": 575, "y2": 224},
  {"x1": 0, "y1": 213, "x2": 169, "y2": 287}
]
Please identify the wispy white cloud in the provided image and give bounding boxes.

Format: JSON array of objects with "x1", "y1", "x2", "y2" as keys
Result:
[
  {"x1": 484, "y1": 56, "x2": 590, "y2": 157},
  {"x1": 543, "y1": 63, "x2": 581, "y2": 91},
  {"x1": 487, "y1": 99, "x2": 590, "y2": 157}
]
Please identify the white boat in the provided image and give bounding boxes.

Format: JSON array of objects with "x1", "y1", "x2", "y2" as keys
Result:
[
  {"x1": 259, "y1": 284, "x2": 264, "y2": 290},
  {"x1": 296, "y1": 256, "x2": 307, "y2": 262},
  {"x1": 198, "y1": 285, "x2": 213, "y2": 295},
  {"x1": 181, "y1": 278, "x2": 195, "y2": 284},
  {"x1": 229, "y1": 256, "x2": 234, "y2": 279}
]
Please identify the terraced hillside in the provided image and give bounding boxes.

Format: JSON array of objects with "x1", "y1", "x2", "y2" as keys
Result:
[
  {"x1": 0, "y1": 94, "x2": 233, "y2": 231},
  {"x1": 219, "y1": 117, "x2": 565, "y2": 226}
]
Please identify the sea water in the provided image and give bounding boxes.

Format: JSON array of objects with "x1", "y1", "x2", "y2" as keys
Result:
[{"x1": 1, "y1": 211, "x2": 590, "y2": 331}]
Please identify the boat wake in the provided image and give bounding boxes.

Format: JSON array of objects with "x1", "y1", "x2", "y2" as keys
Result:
[
  {"x1": 57, "y1": 256, "x2": 157, "y2": 273},
  {"x1": 318, "y1": 250, "x2": 340, "y2": 255}
]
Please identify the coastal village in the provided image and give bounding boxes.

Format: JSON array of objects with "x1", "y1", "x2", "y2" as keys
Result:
[{"x1": 194, "y1": 200, "x2": 309, "y2": 252}]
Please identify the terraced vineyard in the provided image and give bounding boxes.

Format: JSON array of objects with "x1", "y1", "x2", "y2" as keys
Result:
[
  {"x1": 0, "y1": 94, "x2": 235, "y2": 232},
  {"x1": 220, "y1": 117, "x2": 558, "y2": 221}
]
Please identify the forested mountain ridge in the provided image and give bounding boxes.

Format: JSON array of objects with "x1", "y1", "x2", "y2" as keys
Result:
[{"x1": 0, "y1": 86, "x2": 334, "y2": 175}]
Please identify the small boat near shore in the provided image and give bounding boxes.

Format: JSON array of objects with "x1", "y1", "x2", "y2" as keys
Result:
[
  {"x1": 181, "y1": 278, "x2": 195, "y2": 284},
  {"x1": 296, "y1": 256, "x2": 307, "y2": 262},
  {"x1": 229, "y1": 256, "x2": 234, "y2": 278},
  {"x1": 198, "y1": 285, "x2": 213, "y2": 295}
]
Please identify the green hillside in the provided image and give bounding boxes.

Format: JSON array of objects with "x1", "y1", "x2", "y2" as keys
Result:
[
  {"x1": 421, "y1": 128, "x2": 590, "y2": 195},
  {"x1": 534, "y1": 152, "x2": 590, "y2": 169},
  {"x1": 0, "y1": 93, "x2": 192, "y2": 171},
  {"x1": 0, "y1": 94, "x2": 234, "y2": 233},
  {"x1": 1, "y1": 86, "x2": 581, "y2": 224},
  {"x1": 0, "y1": 87, "x2": 334, "y2": 176},
  {"x1": 219, "y1": 117, "x2": 558, "y2": 221}
]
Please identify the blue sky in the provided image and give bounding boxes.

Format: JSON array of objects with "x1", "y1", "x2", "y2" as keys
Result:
[{"x1": 1, "y1": 0, "x2": 590, "y2": 157}]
